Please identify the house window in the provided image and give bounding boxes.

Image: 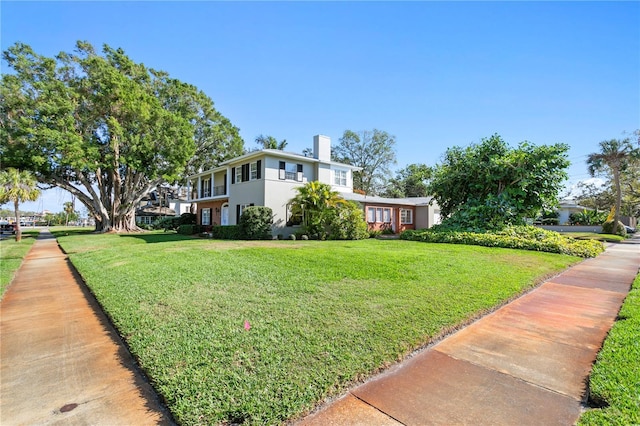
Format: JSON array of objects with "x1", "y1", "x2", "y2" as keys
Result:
[
  {"x1": 202, "y1": 208, "x2": 211, "y2": 226},
  {"x1": 367, "y1": 207, "x2": 376, "y2": 222},
  {"x1": 400, "y1": 209, "x2": 413, "y2": 225},
  {"x1": 279, "y1": 161, "x2": 303, "y2": 181},
  {"x1": 250, "y1": 162, "x2": 258, "y2": 180},
  {"x1": 334, "y1": 169, "x2": 347, "y2": 186},
  {"x1": 367, "y1": 207, "x2": 391, "y2": 223},
  {"x1": 202, "y1": 178, "x2": 211, "y2": 198},
  {"x1": 235, "y1": 167, "x2": 242, "y2": 184}
]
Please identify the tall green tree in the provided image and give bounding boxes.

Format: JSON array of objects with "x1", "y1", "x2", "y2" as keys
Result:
[
  {"x1": 382, "y1": 163, "x2": 431, "y2": 198},
  {"x1": 587, "y1": 138, "x2": 640, "y2": 230},
  {"x1": 1, "y1": 41, "x2": 243, "y2": 233},
  {"x1": 289, "y1": 181, "x2": 346, "y2": 239},
  {"x1": 255, "y1": 134, "x2": 287, "y2": 150},
  {"x1": 428, "y1": 134, "x2": 570, "y2": 230},
  {"x1": 0, "y1": 168, "x2": 40, "y2": 242},
  {"x1": 332, "y1": 129, "x2": 397, "y2": 195}
]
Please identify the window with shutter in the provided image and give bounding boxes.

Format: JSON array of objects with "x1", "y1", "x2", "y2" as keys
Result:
[
  {"x1": 256, "y1": 160, "x2": 262, "y2": 179},
  {"x1": 296, "y1": 164, "x2": 303, "y2": 181},
  {"x1": 279, "y1": 161, "x2": 286, "y2": 180}
]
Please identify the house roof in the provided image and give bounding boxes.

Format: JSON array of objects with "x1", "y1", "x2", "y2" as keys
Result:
[
  {"x1": 188, "y1": 149, "x2": 361, "y2": 179},
  {"x1": 135, "y1": 206, "x2": 176, "y2": 217},
  {"x1": 342, "y1": 192, "x2": 435, "y2": 207}
]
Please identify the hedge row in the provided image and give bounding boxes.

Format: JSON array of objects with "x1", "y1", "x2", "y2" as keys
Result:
[{"x1": 401, "y1": 226, "x2": 605, "y2": 258}]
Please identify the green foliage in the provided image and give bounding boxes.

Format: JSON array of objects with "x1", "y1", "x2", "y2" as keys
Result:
[
  {"x1": 255, "y1": 134, "x2": 287, "y2": 150},
  {"x1": 327, "y1": 201, "x2": 369, "y2": 240},
  {"x1": 401, "y1": 225, "x2": 604, "y2": 258},
  {"x1": 427, "y1": 134, "x2": 570, "y2": 230},
  {"x1": 177, "y1": 224, "x2": 199, "y2": 235},
  {"x1": 332, "y1": 129, "x2": 397, "y2": 195},
  {"x1": 55, "y1": 233, "x2": 579, "y2": 424},
  {"x1": 1, "y1": 42, "x2": 242, "y2": 232},
  {"x1": 601, "y1": 220, "x2": 627, "y2": 237},
  {"x1": 0, "y1": 168, "x2": 41, "y2": 241},
  {"x1": 578, "y1": 275, "x2": 640, "y2": 425},
  {"x1": 210, "y1": 225, "x2": 241, "y2": 240},
  {"x1": 382, "y1": 163, "x2": 431, "y2": 198},
  {"x1": 154, "y1": 212, "x2": 196, "y2": 231},
  {"x1": 569, "y1": 209, "x2": 607, "y2": 226},
  {"x1": 587, "y1": 137, "x2": 640, "y2": 234},
  {"x1": 238, "y1": 206, "x2": 273, "y2": 240},
  {"x1": 289, "y1": 181, "x2": 346, "y2": 240}
]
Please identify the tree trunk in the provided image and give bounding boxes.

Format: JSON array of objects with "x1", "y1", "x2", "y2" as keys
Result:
[
  {"x1": 613, "y1": 168, "x2": 622, "y2": 232},
  {"x1": 14, "y1": 200, "x2": 22, "y2": 242}
]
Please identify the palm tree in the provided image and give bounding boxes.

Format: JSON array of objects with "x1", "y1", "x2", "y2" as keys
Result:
[
  {"x1": 289, "y1": 181, "x2": 345, "y2": 238},
  {"x1": 587, "y1": 138, "x2": 639, "y2": 233},
  {"x1": 0, "y1": 168, "x2": 40, "y2": 242},
  {"x1": 255, "y1": 134, "x2": 288, "y2": 150},
  {"x1": 63, "y1": 201, "x2": 75, "y2": 226}
]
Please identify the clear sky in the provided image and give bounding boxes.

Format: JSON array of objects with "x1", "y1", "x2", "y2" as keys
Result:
[{"x1": 2, "y1": 1, "x2": 639, "y2": 213}]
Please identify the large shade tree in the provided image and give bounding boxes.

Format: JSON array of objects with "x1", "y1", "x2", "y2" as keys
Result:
[
  {"x1": 0, "y1": 168, "x2": 40, "y2": 242},
  {"x1": 1, "y1": 41, "x2": 243, "y2": 232},
  {"x1": 428, "y1": 134, "x2": 570, "y2": 230},
  {"x1": 332, "y1": 129, "x2": 397, "y2": 195},
  {"x1": 382, "y1": 163, "x2": 431, "y2": 198},
  {"x1": 586, "y1": 138, "x2": 640, "y2": 230}
]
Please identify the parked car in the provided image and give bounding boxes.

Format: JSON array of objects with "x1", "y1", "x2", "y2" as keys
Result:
[
  {"x1": 0, "y1": 223, "x2": 16, "y2": 235},
  {"x1": 624, "y1": 225, "x2": 636, "y2": 234}
]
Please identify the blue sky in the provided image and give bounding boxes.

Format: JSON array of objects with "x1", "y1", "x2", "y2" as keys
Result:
[{"x1": 2, "y1": 1, "x2": 639, "y2": 213}]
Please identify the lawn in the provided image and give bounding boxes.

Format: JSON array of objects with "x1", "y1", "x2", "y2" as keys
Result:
[
  {"x1": 0, "y1": 230, "x2": 39, "y2": 296},
  {"x1": 55, "y1": 231, "x2": 581, "y2": 425},
  {"x1": 579, "y1": 273, "x2": 640, "y2": 425}
]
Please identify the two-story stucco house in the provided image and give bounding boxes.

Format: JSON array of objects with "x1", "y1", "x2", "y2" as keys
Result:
[
  {"x1": 187, "y1": 134, "x2": 440, "y2": 237},
  {"x1": 187, "y1": 135, "x2": 361, "y2": 236}
]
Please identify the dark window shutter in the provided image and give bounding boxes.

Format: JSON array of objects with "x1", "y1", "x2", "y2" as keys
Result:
[
  {"x1": 250, "y1": 203, "x2": 254, "y2": 207},
  {"x1": 279, "y1": 161, "x2": 285, "y2": 170},
  {"x1": 231, "y1": 167, "x2": 236, "y2": 184},
  {"x1": 297, "y1": 164, "x2": 303, "y2": 181},
  {"x1": 236, "y1": 205, "x2": 241, "y2": 223},
  {"x1": 242, "y1": 164, "x2": 249, "y2": 182},
  {"x1": 297, "y1": 164, "x2": 303, "y2": 173},
  {"x1": 256, "y1": 160, "x2": 262, "y2": 179},
  {"x1": 279, "y1": 161, "x2": 286, "y2": 179},
  {"x1": 224, "y1": 173, "x2": 227, "y2": 190}
]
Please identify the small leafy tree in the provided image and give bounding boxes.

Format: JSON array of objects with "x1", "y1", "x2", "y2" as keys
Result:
[
  {"x1": 239, "y1": 206, "x2": 273, "y2": 240},
  {"x1": 428, "y1": 135, "x2": 570, "y2": 231},
  {"x1": 327, "y1": 201, "x2": 369, "y2": 240},
  {"x1": 289, "y1": 181, "x2": 346, "y2": 239},
  {"x1": 0, "y1": 168, "x2": 40, "y2": 242},
  {"x1": 332, "y1": 129, "x2": 397, "y2": 195}
]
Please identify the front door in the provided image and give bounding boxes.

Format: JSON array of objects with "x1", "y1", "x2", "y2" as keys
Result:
[{"x1": 221, "y1": 204, "x2": 229, "y2": 226}]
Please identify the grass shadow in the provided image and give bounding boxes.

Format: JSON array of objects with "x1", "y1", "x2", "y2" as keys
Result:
[{"x1": 119, "y1": 233, "x2": 198, "y2": 244}]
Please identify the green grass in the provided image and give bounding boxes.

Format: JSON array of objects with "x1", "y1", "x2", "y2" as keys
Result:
[
  {"x1": 563, "y1": 232, "x2": 627, "y2": 243},
  {"x1": 579, "y1": 274, "x2": 640, "y2": 425},
  {"x1": 0, "y1": 230, "x2": 39, "y2": 296},
  {"x1": 55, "y1": 231, "x2": 581, "y2": 425}
]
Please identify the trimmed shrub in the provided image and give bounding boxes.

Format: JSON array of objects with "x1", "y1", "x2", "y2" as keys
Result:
[
  {"x1": 327, "y1": 201, "x2": 369, "y2": 240},
  {"x1": 178, "y1": 224, "x2": 201, "y2": 235},
  {"x1": 210, "y1": 225, "x2": 241, "y2": 240},
  {"x1": 401, "y1": 225, "x2": 604, "y2": 258},
  {"x1": 238, "y1": 206, "x2": 273, "y2": 240},
  {"x1": 288, "y1": 234, "x2": 296, "y2": 240},
  {"x1": 602, "y1": 220, "x2": 627, "y2": 237}
]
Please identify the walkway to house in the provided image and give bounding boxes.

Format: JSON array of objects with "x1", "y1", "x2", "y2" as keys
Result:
[
  {"x1": 0, "y1": 230, "x2": 173, "y2": 425},
  {"x1": 0, "y1": 231, "x2": 638, "y2": 425},
  {"x1": 299, "y1": 237, "x2": 639, "y2": 425}
]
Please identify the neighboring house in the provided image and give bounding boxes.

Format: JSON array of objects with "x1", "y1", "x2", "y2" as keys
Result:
[
  {"x1": 135, "y1": 186, "x2": 191, "y2": 226},
  {"x1": 342, "y1": 193, "x2": 440, "y2": 233},
  {"x1": 187, "y1": 134, "x2": 440, "y2": 236},
  {"x1": 556, "y1": 199, "x2": 593, "y2": 225}
]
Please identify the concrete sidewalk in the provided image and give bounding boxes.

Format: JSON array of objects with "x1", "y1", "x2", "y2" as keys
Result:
[
  {"x1": 300, "y1": 239, "x2": 639, "y2": 425},
  {"x1": 0, "y1": 230, "x2": 172, "y2": 425}
]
